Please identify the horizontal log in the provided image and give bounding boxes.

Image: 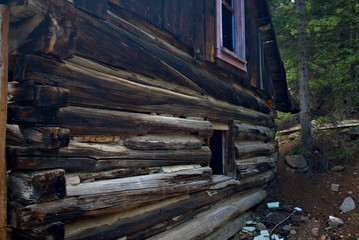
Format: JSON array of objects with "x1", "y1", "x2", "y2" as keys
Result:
[
  {"x1": 10, "y1": 82, "x2": 69, "y2": 107},
  {"x1": 203, "y1": 211, "x2": 252, "y2": 240},
  {"x1": 7, "y1": 143, "x2": 211, "y2": 172},
  {"x1": 9, "y1": 168, "x2": 212, "y2": 229},
  {"x1": 65, "y1": 171, "x2": 274, "y2": 239},
  {"x1": 8, "y1": 105, "x2": 214, "y2": 138},
  {"x1": 124, "y1": 134, "x2": 202, "y2": 150},
  {"x1": 8, "y1": 0, "x2": 272, "y2": 114},
  {"x1": 12, "y1": 54, "x2": 273, "y2": 125},
  {"x1": 74, "y1": 0, "x2": 108, "y2": 19},
  {"x1": 236, "y1": 155, "x2": 277, "y2": 178},
  {"x1": 66, "y1": 167, "x2": 161, "y2": 184},
  {"x1": 149, "y1": 189, "x2": 267, "y2": 240},
  {"x1": 8, "y1": 8, "x2": 76, "y2": 58},
  {"x1": 235, "y1": 141, "x2": 275, "y2": 159},
  {"x1": 6, "y1": 125, "x2": 71, "y2": 149},
  {"x1": 7, "y1": 222, "x2": 64, "y2": 240},
  {"x1": 234, "y1": 122, "x2": 275, "y2": 141},
  {"x1": 7, "y1": 169, "x2": 66, "y2": 204}
]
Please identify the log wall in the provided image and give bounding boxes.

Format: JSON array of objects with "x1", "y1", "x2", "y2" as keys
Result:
[{"x1": 4, "y1": 0, "x2": 279, "y2": 239}]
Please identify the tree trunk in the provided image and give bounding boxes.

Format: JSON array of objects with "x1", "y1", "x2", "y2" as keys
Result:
[{"x1": 296, "y1": 0, "x2": 313, "y2": 151}]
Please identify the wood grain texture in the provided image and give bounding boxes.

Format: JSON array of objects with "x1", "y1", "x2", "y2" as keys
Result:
[
  {"x1": 7, "y1": 143, "x2": 212, "y2": 172},
  {"x1": 65, "y1": 172, "x2": 272, "y2": 240},
  {"x1": 9, "y1": 168, "x2": 212, "y2": 229},
  {"x1": 124, "y1": 134, "x2": 202, "y2": 150},
  {"x1": 8, "y1": 105, "x2": 214, "y2": 138},
  {"x1": 6, "y1": 125, "x2": 71, "y2": 149},
  {"x1": 7, "y1": 169, "x2": 66, "y2": 204},
  {"x1": 149, "y1": 189, "x2": 267, "y2": 240},
  {"x1": 0, "y1": 5, "x2": 8, "y2": 239}
]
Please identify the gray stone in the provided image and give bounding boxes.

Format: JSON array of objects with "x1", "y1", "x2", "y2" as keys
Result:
[
  {"x1": 256, "y1": 222, "x2": 267, "y2": 231},
  {"x1": 331, "y1": 165, "x2": 345, "y2": 172},
  {"x1": 328, "y1": 216, "x2": 344, "y2": 228},
  {"x1": 282, "y1": 225, "x2": 291, "y2": 232},
  {"x1": 242, "y1": 226, "x2": 256, "y2": 233},
  {"x1": 339, "y1": 197, "x2": 356, "y2": 213},
  {"x1": 285, "y1": 155, "x2": 309, "y2": 169},
  {"x1": 253, "y1": 230, "x2": 270, "y2": 240},
  {"x1": 330, "y1": 184, "x2": 340, "y2": 192}
]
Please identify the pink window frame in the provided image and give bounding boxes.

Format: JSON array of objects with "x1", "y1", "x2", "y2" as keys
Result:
[{"x1": 215, "y1": 0, "x2": 247, "y2": 72}]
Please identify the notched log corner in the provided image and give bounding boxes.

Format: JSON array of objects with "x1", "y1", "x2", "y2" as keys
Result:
[{"x1": 7, "y1": 169, "x2": 66, "y2": 204}]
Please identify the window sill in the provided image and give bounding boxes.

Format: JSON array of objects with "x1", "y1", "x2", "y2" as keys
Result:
[{"x1": 216, "y1": 48, "x2": 247, "y2": 72}]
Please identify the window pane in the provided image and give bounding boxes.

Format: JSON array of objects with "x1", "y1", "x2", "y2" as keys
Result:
[{"x1": 222, "y1": 1, "x2": 234, "y2": 51}]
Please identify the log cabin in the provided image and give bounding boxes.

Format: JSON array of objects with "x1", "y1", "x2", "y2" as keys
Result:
[{"x1": 1, "y1": 0, "x2": 298, "y2": 239}]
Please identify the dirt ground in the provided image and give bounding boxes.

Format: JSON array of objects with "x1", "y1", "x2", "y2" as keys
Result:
[{"x1": 264, "y1": 134, "x2": 359, "y2": 239}]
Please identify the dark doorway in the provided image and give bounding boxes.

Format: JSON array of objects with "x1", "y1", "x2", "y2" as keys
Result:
[{"x1": 210, "y1": 130, "x2": 224, "y2": 174}]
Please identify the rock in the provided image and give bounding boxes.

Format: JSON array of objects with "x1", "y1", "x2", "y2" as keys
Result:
[
  {"x1": 242, "y1": 226, "x2": 256, "y2": 233},
  {"x1": 246, "y1": 220, "x2": 257, "y2": 225},
  {"x1": 256, "y1": 222, "x2": 267, "y2": 231},
  {"x1": 311, "y1": 227, "x2": 320, "y2": 237},
  {"x1": 267, "y1": 202, "x2": 280, "y2": 209},
  {"x1": 285, "y1": 155, "x2": 309, "y2": 170},
  {"x1": 320, "y1": 235, "x2": 327, "y2": 240},
  {"x1": 282, "y1": 225, "x2": 291, "y2": 232},
  {"x1": 253, "y1": 230, "x2": 270, "y2": 240},
  {"x1": 331, "y1": 165, "x2": 345, "y2": 172},
  {"x1": 328, "y1": 216, "x2": 344, "y2": 228},
  {"x1": 289, "y1": 132, "x2": 300, "y2": 140},
  {"x1": 290, "y1": 229, "x2": 297, "y2": 235},
  {"x1": 339, "y1": 197, "x2": 356, "y2": 213},
  {"x1": 330, "y1": 184, "x2": 340, "y2": 192}
]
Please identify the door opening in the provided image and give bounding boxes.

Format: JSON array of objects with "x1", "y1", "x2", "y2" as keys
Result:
[{"x1": 210, "y1": 130, "x2": 225, "y2": 174}]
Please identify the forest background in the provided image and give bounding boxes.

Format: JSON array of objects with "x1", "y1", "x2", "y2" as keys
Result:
[{"x1": 270, "y1": 0, "x2": 358, "y2": 123}]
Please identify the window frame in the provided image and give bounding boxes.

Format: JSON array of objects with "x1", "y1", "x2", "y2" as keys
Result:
[{"x1": 215, "y1": 0, "x2": 247, "y2": 72}]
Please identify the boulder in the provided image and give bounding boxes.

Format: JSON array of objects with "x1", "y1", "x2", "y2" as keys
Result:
[{"x1": 285, "y1": 155, "x2": 309, "y2": 170}]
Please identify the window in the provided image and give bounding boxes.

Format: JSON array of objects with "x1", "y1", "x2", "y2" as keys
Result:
[{"x1": 216, "y1": 0, "x2": 247, "y2": 71}]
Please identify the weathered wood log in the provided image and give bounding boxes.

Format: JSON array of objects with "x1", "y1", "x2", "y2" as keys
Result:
[
  {"x1": 8, "y1": 222, "x2": 64, "y2": 240},
  {"x1": 8, "y1": 105, "x2": 214, "y2": 138},
  {"x1": 235, "y1": 141, "x2": 275, "y2": 159},
  {"x1": 8, "y1": 0, "x2": 272, "y2": 114},
  {"x1": 66, "y1": 167, "x2": 161, "y2": 184},
  {"x1": 124, "y1": 134, "x2": 202, "y2": 150},
  {"x1": 8, "y1": 168, "x2": 212, "y2": 229},
  {"x1": 74, "y1": 0, "x2": 108, "y2": 19},
  {"x1": 10, "y1": 82, "x2": 69, "y2": 107},
  {"x1": 203, "y1": 211, "x2": 252, "y2": 240},
  {"x1": 7, "y1": 143, "x2": 211, "y2": 172},
  {"x1": 6, "y1": 125, "x2": 71, "y2": 149},
  {"x1": 71, "y1": 135, "x2": 122, "y2": 143},
  {"x1": 0, "y1": 5, "x2": 9, "y2": 239},
  {"x1": 148, "y1": 189, "x2": 267, "y2": 240},
  {"x1": 8, "y1": 4, "x2": 77, "y2": 58},
  {"x1": 12, "y1": 54, "x2": 273, "y2": 125},
  {"x1": 234, "y1": 122, "x2": 275, "y2": 141},
  {"x1": 236, "y1": 155, "x2": 277, "y2": 177},
  {"x1": 7, "y1": 169, "x2": 66, "y2": 204},
  {"x1": 65, "y1": 171, "x2": 274, "y2": 240}
]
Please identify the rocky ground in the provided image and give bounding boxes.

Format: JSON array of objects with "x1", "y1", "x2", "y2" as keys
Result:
[{"x1": 231, "y1": 126, "x2": 359, "y2": 240}]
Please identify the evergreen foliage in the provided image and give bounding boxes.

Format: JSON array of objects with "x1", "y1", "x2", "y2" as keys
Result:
[{"x1": 269, "y1": 0, "x2": 359, "y2": 119}]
